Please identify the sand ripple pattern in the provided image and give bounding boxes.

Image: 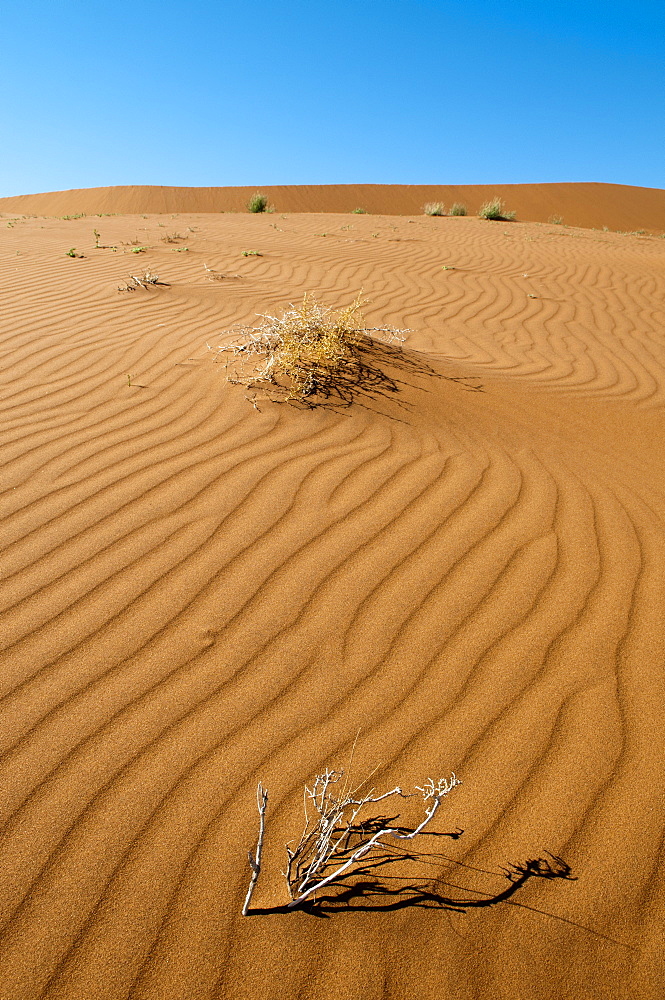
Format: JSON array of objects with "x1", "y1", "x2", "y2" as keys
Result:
[{"x1": 0, "y1": 212, "x2": 664, "y2": 1000}]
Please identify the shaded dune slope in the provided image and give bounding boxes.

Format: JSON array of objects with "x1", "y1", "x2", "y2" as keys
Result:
[
  {"x1": 2, "y1": 181, "x2": 665, "y2": 231},
  {"x1": 0, "y1": 211, "x2": 664, "y2": 1000}
]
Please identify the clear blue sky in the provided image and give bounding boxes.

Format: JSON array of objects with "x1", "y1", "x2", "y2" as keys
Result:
[{"x1": 1, "y1": 0, "x2": 663, "y2": 196}]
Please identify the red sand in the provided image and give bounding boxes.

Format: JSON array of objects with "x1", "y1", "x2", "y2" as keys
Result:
[
  {"x1": 2, "y1": 181, "x2": 665, "y2": 231},
  {"x1": 0, "y1": 201, "x2": 664, "y2": 999}
]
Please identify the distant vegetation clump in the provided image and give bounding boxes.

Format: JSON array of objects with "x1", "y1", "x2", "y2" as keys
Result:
[
  {"x1": 423, "y1": 202, "x2": 446, "y2": 216},
  {"x1": 247, "y1": 192, "x2": 269, "y2": 213},
  {"x1": 352, "y1": 207, "x2": 368, "y2": 214},
  {"x1": 449, "y1": 202, "x2": 468, "y2": 216},
  {"x1": 548, "y1": 215, "x2": 564, "y2": 225},
  {"x1": 478, "y1": 198, "x2": 516, "y2": 221}
]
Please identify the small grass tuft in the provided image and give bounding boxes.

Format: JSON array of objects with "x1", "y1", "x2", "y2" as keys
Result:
[
  {"x1": 478, "y1": 198, "x2": 516, "y2": 221},
  {"x1": 247, "y1": 192, "x2": 269, "y2": 213},
  {"x1": 93, "y1": 229, "x2": 116, "y2": 250},
  {"x1": 548, "y1": 215, "x2": 564, "y2": 225},
  {"x1": 423, "y1": 202, "x2": 446, "y2": 216},
  {"x1": 352, "y1": 207, "x2": 368, "y2": 214},
  {"x1": 449, "y1": 202, "x2": 468, "y2": 216},
  {"x1": 66, "y1": 247, "x2": 84, "y2": 258}
]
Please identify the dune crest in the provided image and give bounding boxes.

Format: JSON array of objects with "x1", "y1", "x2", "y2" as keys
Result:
[{"x1": 1, "y1": 180, "x2": 665, "y2": 231}]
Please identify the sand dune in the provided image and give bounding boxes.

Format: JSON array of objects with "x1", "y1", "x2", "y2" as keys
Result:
[
  {"x1": 0, "y1": 209, "x2": 664, "y2": 999},
  {"x1": 2, "y1": 180, "x2": 665, "y2": 231}
]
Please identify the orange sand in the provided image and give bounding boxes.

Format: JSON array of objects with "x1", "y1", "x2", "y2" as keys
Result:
[{"x1": 0, "y1": 203, "x2": 664, "y2": 999}]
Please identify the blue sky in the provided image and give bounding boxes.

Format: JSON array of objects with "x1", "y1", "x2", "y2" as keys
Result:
[{"x1": 1, "y1": 0, "x2": 663, "y2": 196}]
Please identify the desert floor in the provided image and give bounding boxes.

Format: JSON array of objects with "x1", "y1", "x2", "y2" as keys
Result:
[{"x1": 0, "y1": 205, "x2": 664, "y2": 999}]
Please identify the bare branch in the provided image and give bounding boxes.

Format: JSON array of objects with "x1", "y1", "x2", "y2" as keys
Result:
[
  {"x1": 283, "y1": 770, "x2": 460, "y2": 909},
  {"x1": 242, "y1": 782, "x2": 268, "y2": 916}
]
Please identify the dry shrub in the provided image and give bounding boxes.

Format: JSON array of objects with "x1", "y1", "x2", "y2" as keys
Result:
[
  {"x1": 210, "y1": 293, "x2": 437, "y2": 409},
  {"x1": 243, "y1": 769, "x2": 461, "y2": 913},
  {"x1": 242, "y1": 769, "x2": 577, "y2": 916},
  {"x1": 118, "y1": 271, "x2": 169, "y2": 291},
  {"x1": 424, "y1": 202, "x2": 446, "y2": 216},
  {"x1": 283, "y1": 770, "x2": 460, "y2": 908}
]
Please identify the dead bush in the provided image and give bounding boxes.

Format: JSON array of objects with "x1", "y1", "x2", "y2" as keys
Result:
[
  {"x1": 210, "y1": 293, "x2": 440, "y2": 409},
  {"x1": 243, "y1": 769, "x2": 460, "y2": 913}
]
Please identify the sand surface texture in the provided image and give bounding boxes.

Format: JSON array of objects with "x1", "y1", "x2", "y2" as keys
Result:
[{"x1": 0, "y1": 205, "x2": 664, "y2": 999}]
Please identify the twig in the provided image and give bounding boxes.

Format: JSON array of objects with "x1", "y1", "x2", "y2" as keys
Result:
[{"x1": 242, "y1": 783, "x2": 269, "y2": 916}]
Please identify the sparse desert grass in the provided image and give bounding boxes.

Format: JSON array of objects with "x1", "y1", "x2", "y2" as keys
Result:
[
  {"x1": 247, "y1": 192, "x2": 269, "y2": 213},
  {"x1": 66, "y1": 247, "x2": 84, "y2": 258},
  {"x1": 210, "y1": 293, "x2": 439, "y2": 409},
  {"x1": 161, "y1": 231, "x2": 185, "y2": 243},
  {"x1": 548, "y1": 215, "x2": 564, "y2": 225},
  {"x1": 352, "y1": 207, "x2": 368, "y2": 214},
  {"x1": 423, "y1": 202, "x2": 446, "y2": 216},
  {"x1": 449, "y1": 202, "x2": 468, "y2": 216},
  {"x1": 478, "y1": 198, "x2": 516, "y2": 221},
  {"x1": 241, "y1": 249, "x2": 262, "y2": 257}
]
